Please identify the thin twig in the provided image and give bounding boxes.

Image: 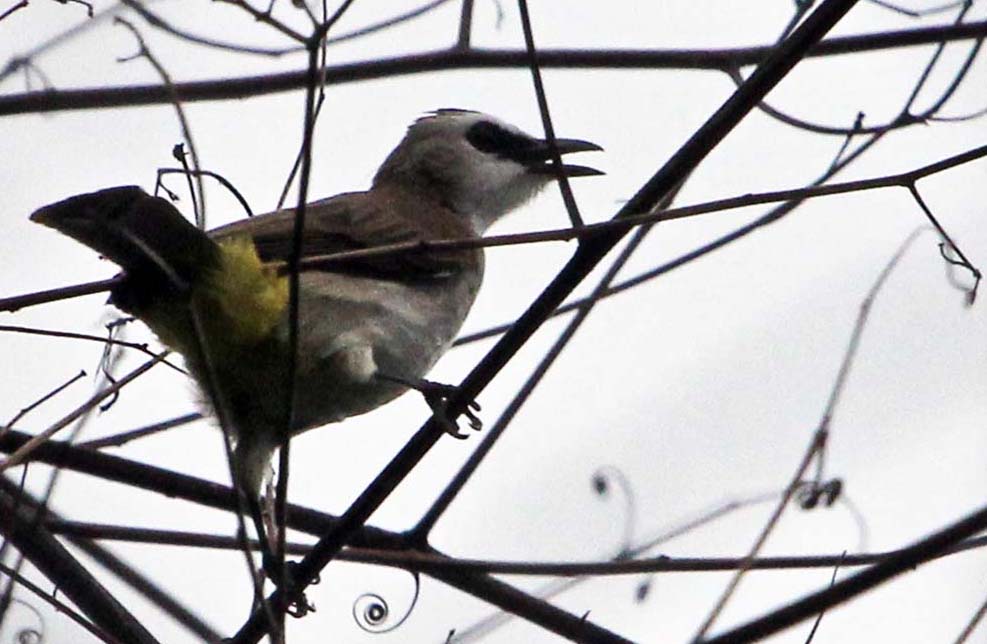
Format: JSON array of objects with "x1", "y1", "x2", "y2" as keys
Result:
[
  {"x1": 693, "y1": 430, "x2": 828, "y2": 639},
  {"x1": 0, "y1": 324, "x2": 186, "y2": 373},
  {"x1": 157, "y1": 168, "x2": 254, "y2": 217},
  {"x1": 0, "y1": 0, "x2": 28, "y2": 23},
  {"x1": 516, "y1": 0, "x2": 584, "y2": 227},
  {"x1": 729, "y1": 2, "x2": 983, "y2": 137},
  {"x1": 693, "y1": 224, "x2": 933, "y2": 637},
  {"x1": 0, "y1": 369, "x2": 86, "y2": 444},
  {"x1": 35, "y1": 519, "x2": 987, "y2": 575},
  {"x1": 702, "y1": 502, "x2": 987, "y2": 642},
  {"x1": 212, "y1": 0, "x2": 306, "y2": 42},
  {"x1": 0, "y1": 355, "x2": 165, "y2": 472},
  {"x1": 953, "y1": 587, "x2": 987, "y2": 644},
  {"x1": 6, "y1": 142, "x2": 984, "y2": 320},
  {"x1": 0, "y1": 277, "x2": 122, "y2": 314},
  {"x1": 451, "y1": 492, "x2": 780, "y2": 642},
  {"x1": 115, "y1": 17, "x2": 207, "y2": 227},
  {"x1": 867, "y1": 0, "x2": 968, "y2": 17},
  {"x1": 803, "y1": 553, "x2": 845, "y2": 643},
  {"x1": 77, "y1": 412, "x2": 202, "y2": 449},
  {"x1": 122, "y1": 0, "x2": 454, "y2": 57},
  {"x1": 906, "y1": 185, "x2": 980, "y2": 302}
]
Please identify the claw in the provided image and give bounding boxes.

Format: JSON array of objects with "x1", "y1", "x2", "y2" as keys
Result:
[
  {"x1": 418, "y1": 380, "x2": 483, "y2": 435},
  {"x1": 263, "y1": 560, "x2": 316, "y2": 618},
  {"x1": 378, "y1": 373, "x2": 483, "y2": 436},
  {"x1": 422, "y1": 389, "x2": 471, "y2": 438}
]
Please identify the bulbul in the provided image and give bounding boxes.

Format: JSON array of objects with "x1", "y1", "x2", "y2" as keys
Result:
[{"x1": 30, "y1": 109, "x2": 602, "y2": 502}]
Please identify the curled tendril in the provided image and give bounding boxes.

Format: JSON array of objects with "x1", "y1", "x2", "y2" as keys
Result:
[
  {"x1": 634, "y1": 579, "x2": 652, "y2": 604},
  {"x1": 351, "y1": 572, "x2": 420, "y2": 634},
  {"x1": 15, "y1": 629, "x2": 41, "y2": 644},
  {"x1": 590, "y1": 466, "x2": 638, "y2": 558},
  {"x1": 795, "y1": 478, "x2": 843, "y2": 510},
  {"x1": 590, "y1": 466, "x2": 650, "y2": 602},
  {"x1": 6, "y1": 598, "x2": 45, "y2": 644},
  {"x1": 939, "y1": 242, "x2": 981, "y2": 305},
  {"x1": 97, "y1": 318, "x2": 134, "y2": 411}
]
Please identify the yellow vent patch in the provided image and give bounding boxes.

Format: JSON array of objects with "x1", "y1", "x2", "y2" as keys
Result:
[{"x1": 203, "y1": 236, "x2": 289, "y2": 346}]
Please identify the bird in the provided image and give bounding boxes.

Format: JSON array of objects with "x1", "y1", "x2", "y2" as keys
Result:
[{"x1": 29, "y1": 109, "x2": 603, "y2": 513}]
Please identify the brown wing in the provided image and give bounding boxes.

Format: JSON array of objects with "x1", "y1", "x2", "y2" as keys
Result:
[{"x1": 207, "y1": 189, "x2": 478, "y2": 283}]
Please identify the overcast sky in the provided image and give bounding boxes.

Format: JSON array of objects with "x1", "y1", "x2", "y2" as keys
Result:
[{"x1": 2, "y1": 1, "x2": 986, "y2": 642}]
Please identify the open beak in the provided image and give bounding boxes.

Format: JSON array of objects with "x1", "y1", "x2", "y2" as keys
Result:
[{"x1": 524, "y1": 137, "x2": 604, "y2": 177}]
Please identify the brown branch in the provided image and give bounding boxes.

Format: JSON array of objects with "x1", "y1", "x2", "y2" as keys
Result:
[
  {"x1": 0, "y1": 427, "x2": 630, "y2": 642},
  {"x1": 53, "y1": 521, "x2": 987, "y2": 576},
  {"x1": 281, "y1": 142, "x2": 987, "y2": 273},
  {"x1": 5, "y1": 142, "x2": 984, "y2": 322},
  {"x1": 0, "y1": 276, "x2": 122, "y2": 314},
  {"x1": 3, "y1": 21, "x2": 986, "y2": 115}
]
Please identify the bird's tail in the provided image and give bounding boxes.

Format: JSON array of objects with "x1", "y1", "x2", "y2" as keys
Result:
[
  {"x1": 31, "y1": 185, "x2": 289, "y2": 358},
  {"x1": 30, "y1": 186, "x2": 220, "y2": 312}
]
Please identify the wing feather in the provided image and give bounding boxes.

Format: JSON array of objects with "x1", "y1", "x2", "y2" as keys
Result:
[{"x1": 208, "y1": 190, "x2": 478, "y2": 283}]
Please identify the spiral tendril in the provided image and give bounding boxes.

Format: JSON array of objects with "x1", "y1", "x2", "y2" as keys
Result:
[
  {"x1": 351, "y1": 572, "x2": 420, "y2": 634},
  {"x1": 5, "y1": 599, "x2": 45, "y2": 644}
]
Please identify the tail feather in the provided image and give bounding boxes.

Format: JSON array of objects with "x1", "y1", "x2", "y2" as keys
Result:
[
  {"x1": 31, "y1": 186, "x2": 219, "y2": 296},
  {"x1": 31, "y1": 186, "x2": 220, "y2": 315}
]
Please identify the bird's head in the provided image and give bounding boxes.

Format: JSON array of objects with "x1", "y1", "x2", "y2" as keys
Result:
[{"x1": 373, "y1": 109, "x2": 602, "y2": 234}]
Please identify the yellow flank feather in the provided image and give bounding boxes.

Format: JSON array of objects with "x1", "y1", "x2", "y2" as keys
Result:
[{"x1": 202, "y1": 236, "x2": 289, "y2": 346}]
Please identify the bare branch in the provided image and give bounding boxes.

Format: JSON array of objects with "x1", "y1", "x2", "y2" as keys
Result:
[
  {"x1": 702, "y1": 502, "x2": 987, "y2": 643},
  {"x1": 3, "y1": 21, "x2": 986, "y2": 115}
]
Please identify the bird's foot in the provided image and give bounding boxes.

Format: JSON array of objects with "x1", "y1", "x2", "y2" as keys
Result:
[
  {"x1": 378, "y1": 374, "x2": 482, "y2": 438},
  {"x1": 419, "y1": 380, "x2": 482, "y2": 439},
  {"x1": 262, "y1": 558, "x2": 318, "y2": 618}
]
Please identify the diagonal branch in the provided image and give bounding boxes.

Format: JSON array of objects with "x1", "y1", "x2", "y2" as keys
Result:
[{"x1": 228, "y1": 2, "x2": 861, "y2": 641}]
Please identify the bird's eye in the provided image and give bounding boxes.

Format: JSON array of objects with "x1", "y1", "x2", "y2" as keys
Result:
[{"x1": 466, "y1": 121, "x2": 538, "y2": 161}]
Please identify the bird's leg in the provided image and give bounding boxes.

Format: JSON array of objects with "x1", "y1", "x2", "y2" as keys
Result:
[
  {"x1": 245, "y1": 492, "x2": 280, "y2": 583},
  {"x1": 377, "y1": 373, "x2": 482, "y2": 438},
  {"x1": 328, "y1": 343, "x2": 482, "y2": 436},
  {"x1": 246, "y1": 491, "x2": 316, "y2": 617}
]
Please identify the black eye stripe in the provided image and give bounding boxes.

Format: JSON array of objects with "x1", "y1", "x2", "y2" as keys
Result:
[{"x1": 465, "y1": 121, "x2": 540, "y2": 162}]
